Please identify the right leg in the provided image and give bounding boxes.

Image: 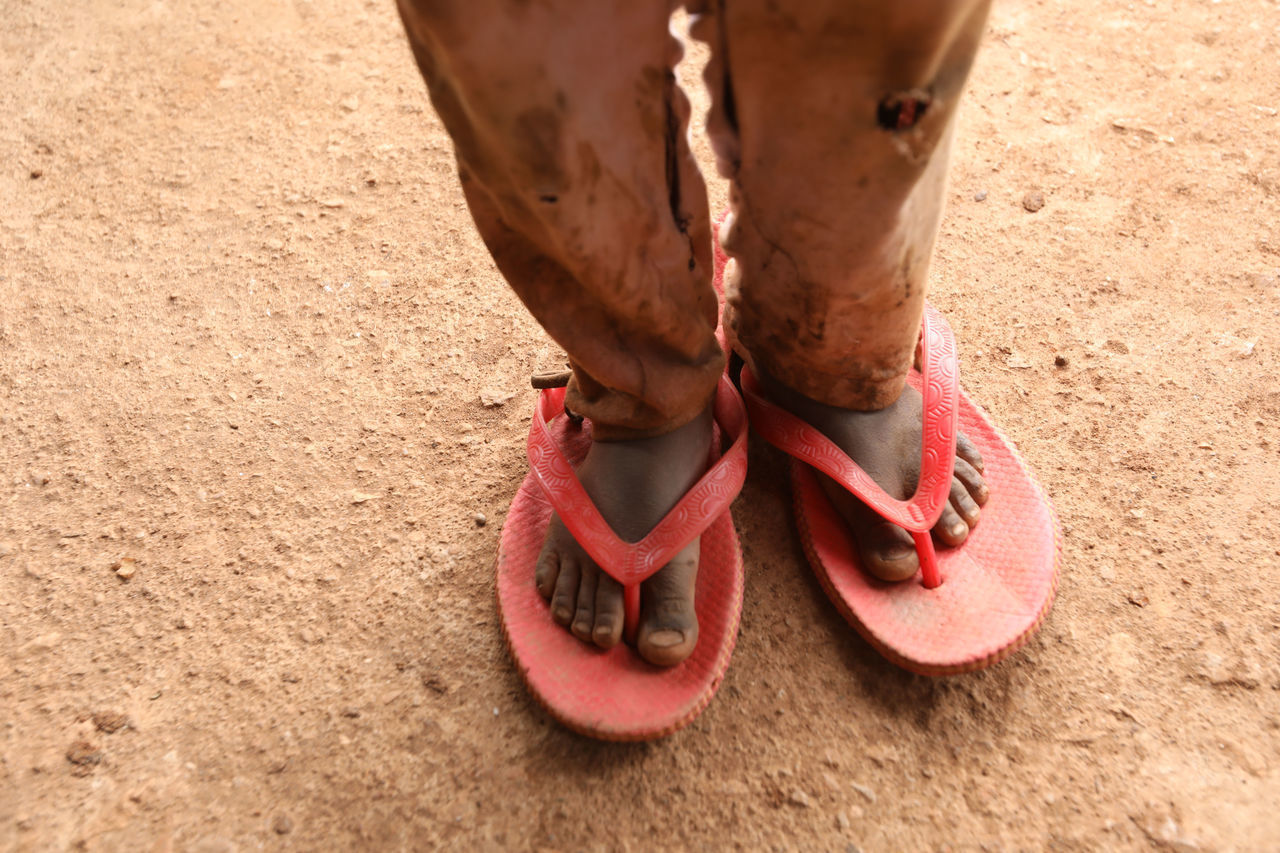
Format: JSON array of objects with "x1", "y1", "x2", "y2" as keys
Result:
[
  {"x1": 693, "y1": 0, "x2": 992, "y2": 580},
  {"x1": 397, "y1": 0, "x2": 723, "y2": 664}
]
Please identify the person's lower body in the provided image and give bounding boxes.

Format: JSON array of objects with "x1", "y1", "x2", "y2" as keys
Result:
[{"x1": 397, "y1": 0, "x2": 992, "y2": 665}]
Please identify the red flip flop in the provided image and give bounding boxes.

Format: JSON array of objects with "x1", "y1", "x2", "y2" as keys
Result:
[
  {"x1": 496, "y1": 375, "x2": 749, "y2": 740},
  {"x1": 737, "y1": 303, "x2": 1060, "y2": 675}
]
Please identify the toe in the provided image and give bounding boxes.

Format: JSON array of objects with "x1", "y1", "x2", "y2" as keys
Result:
[
  {"x1": 834, "y1": 491, "x2": 919, "y2": 581},
  {"x1": 535, "y1": 541, "x2": 560, "y2": 600},
  {"x1": 570, "y1": 565, "x2": 599, "y2": 643},
  {"x1": 592, "y1": 573, "x2": 624, "y2": 649},
  {"x1": 949, "y1": 476, "x2": 981, "y2": 527},
  {"x1": 954, "y1": 457, "x2": 989, "y2": 506},
  {"x1": 933, "y1": 501, "x2": 970, "y2": 547},
  {"x1": 860, "y1": 519, "x2": 921, "y2": 580},
  {"x1": 637, "y1": 542, "x2": 700, "y2": 667},
  {"x1": 957, "y1": 432, "x2": 984, "y2": 473},
  {"x1": 550, "y1": 557, "x2": 579, "y2": 627}
]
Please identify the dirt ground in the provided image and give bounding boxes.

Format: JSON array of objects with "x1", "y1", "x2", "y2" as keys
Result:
[{"x1": 2, "y1": 0, "x2": 1279, "y2": 850}]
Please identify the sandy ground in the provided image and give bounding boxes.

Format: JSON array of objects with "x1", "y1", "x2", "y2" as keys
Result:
[{"x1": 3, "y1": 0, "x2": 1279, "y2": 850}]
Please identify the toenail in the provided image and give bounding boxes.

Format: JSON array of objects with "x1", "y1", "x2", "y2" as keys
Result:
[
  {"x1": 951, "y1": 522, "x2": 967, "y2": 536},
  {"x1": 883, "y1": 543, "x2": 915, "y2": 561},
  {"x1": 646, "y1": 629, "x2": 684, "y2": 648}
]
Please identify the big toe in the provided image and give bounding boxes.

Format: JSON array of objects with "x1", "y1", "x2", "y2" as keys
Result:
[
  {"x1": 833, "y1": 492, "x2": 920, "y2": 582},
  {"x1": 636, "y1": 544, "x2": 699, "y2": 667}
]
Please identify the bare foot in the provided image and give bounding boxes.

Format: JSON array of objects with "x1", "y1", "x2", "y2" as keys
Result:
[
  {"x1": 534, "y1": 406, "x2": 713, "y2": 666},
  {"x1": 759, "y1": 373, "x2": 988, "y2": 581}
]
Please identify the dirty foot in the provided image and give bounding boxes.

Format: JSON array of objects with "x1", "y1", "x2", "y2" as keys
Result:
[
  {"x1": 534, "y1": 405, "x2": 713, "y2": 665},
  {"x1": 760, "y1": 373, "x2": 988, "y2": 581}
]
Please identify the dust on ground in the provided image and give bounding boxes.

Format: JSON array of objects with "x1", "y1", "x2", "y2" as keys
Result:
[{"x1": 2, "y1": 0, "x2": 1279, "y2": 850}]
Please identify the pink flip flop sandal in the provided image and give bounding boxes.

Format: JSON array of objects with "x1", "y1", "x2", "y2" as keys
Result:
[
  {"x1": 737, "y1": 304, "x2": 1060, "y2": 675},
  {"x1": 496, "y1": 375, "x2": 749, "y2": 740}
]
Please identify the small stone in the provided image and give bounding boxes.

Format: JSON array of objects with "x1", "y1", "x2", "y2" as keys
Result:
[
  {"x1": 272, "y1": 815, "x2": 294, "y2": 835},
  {"x1": 788, "y1": 788, "x2": 811, "y2": 808},
  {"x1": 175, "y1": 614, "x2": 190, "y2": 630},
  {"x1": 1022, "y1": 190, "x2": 1045, "y2": 212},
  {"x1": 0, "y1": 540, "x2": 12, "y2": 557},
  {"x1": 93, "y1": 712, "x2": 130, "y2": 734},
  {"x1": 247, "y1": 506, "x2": 262, "y2": 519},
  {"x1": 1054, "y1": 354, "x2": 1069, "y2": 367},
  {"x1": 350, "y1": 491, "x2": 379, "y2": 504},
  {"x1": 320, "y1": 198, "x2": 345, "y2": 209},
  {"x1": 24, "y1": 632, "x2": 61, "y2": 654},
  {"x1": 973, "y1": 190, "x2": 987, "y2": 202},
  {"x1": 339, "y1": 95, "x2": 359, "y2": 112},
  {"x1": 836, "y1": 811, "x2": 851, "y2": 831},
  {"x1": 66, "y1": 740, "x2": 103, "y2": 770},
  {"x1": 480, "y1": 389, "x2": 516, "y2": 408},
  {"x1": 341, "y1": 706, "x2": 360, "y2": 718},
  {"x1": 264, "y1": 238, "x2": 284, "y2": 252},
  {"x1": 851, "y1": 781, "x2": 877, "y2": 803},
  {"x1": 113, "y1": 558, "x2": 137, "y2": 580},
  {"x1": 30, "y1": 169, "x2": 43, "y2": 179},
  {"x1": 474, "y1": 512, "x2": 487, "y2": 527}
]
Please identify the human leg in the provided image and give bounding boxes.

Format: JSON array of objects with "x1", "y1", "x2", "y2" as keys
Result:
[
  {"x1": 693, "y1": 0, "x2": 993, "y2": 579},
  {"x1": 397, "y1": 0, "x2": 722, "y2": 661}
]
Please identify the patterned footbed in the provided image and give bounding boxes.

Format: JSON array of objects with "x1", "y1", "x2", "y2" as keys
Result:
[
  {"x1": 496, "y1": 417, "x2": 743, "y2": 741},
  {"x1": 794, "y1": 372, "x2": 1061, "y2": 676}
]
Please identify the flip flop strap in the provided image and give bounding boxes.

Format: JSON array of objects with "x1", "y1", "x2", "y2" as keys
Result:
[
  {"x1": 526, "y1": 374, "x2": 749, "y2": 591},
  {"x1": 741, "y1": 304, "x2": 959, "y2": 585}
]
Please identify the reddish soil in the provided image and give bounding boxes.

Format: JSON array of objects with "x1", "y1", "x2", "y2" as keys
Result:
[{"x1": 2, "y1": 0, "x2": 1278, "y2": 849}]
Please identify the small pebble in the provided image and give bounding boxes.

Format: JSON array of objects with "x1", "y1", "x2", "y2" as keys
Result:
[
  {"x1": 788, "y1": 788, "x2": 811, "y2": 808},
  {"x1": 66, "y1": 740, "x2": 103, "y2": 767},
  {"x1": 1054, "y1": 354, "x2": 1069, "y2": 367},
  {"x1": 1022, "y1": 190, "x2": 1045, "y2": 212},
  {"x1": 474, "y1": 512, "x2": 487, "y2": 527},
  {"x1": 114, "y1": 558, "x2": 137, "y2": 580},
  {"x1": 974, "y1": 190, "x2": 987, "y2": 202},
  {"x1": 272, "y1": 815, "x2": 294, "y2": 835}
]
